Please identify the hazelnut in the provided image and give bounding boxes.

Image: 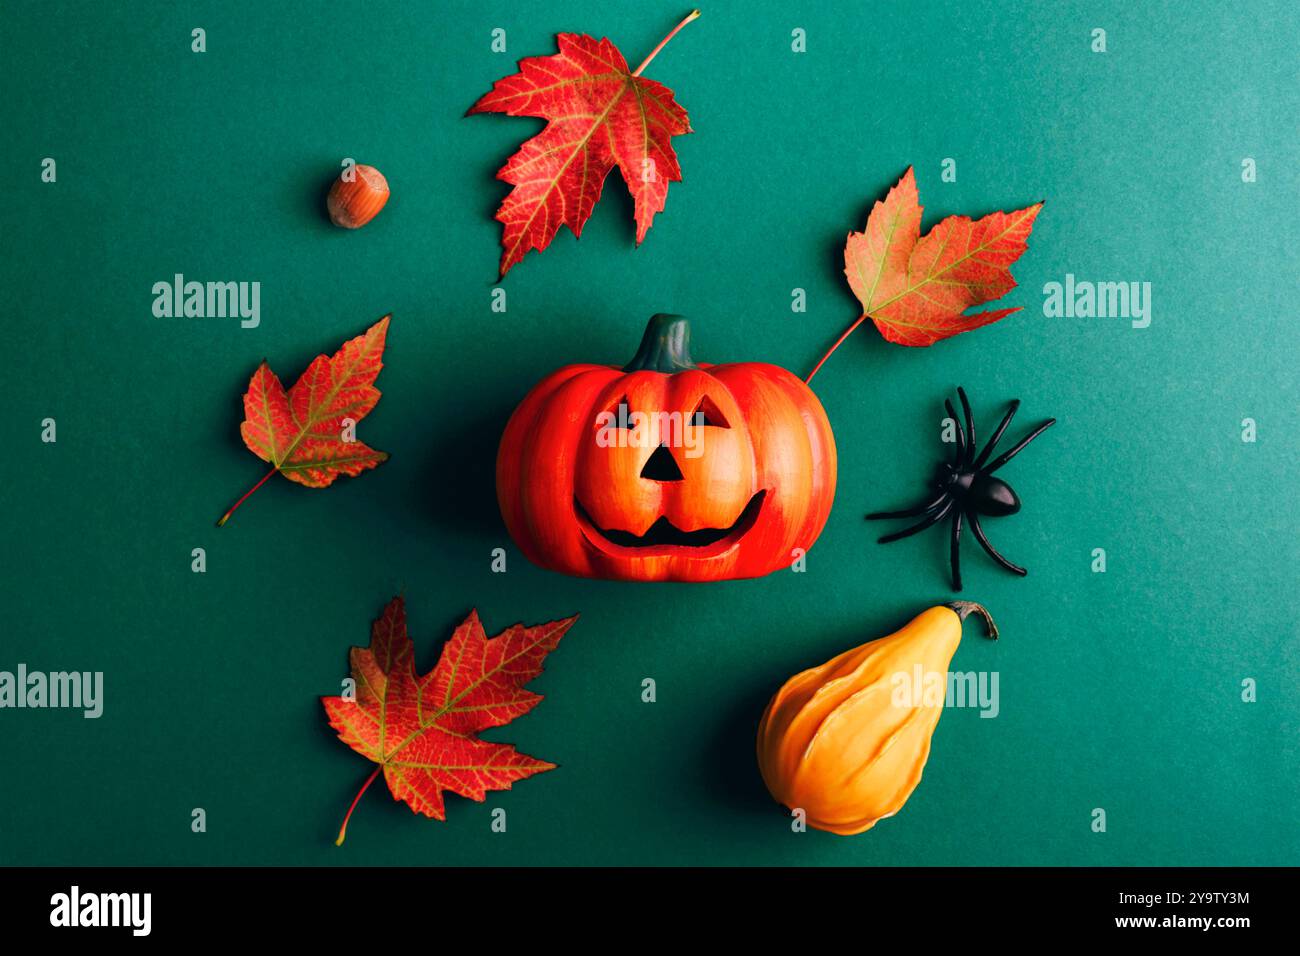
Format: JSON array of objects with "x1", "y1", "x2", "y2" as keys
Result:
[{"x1": 327, "y1": 164, "x2": 389, "y2": 229}]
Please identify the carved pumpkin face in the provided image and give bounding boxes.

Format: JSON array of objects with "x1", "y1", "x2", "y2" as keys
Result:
[{"x1": 497, "y1": 315, "x2": 837, "y2": 581}]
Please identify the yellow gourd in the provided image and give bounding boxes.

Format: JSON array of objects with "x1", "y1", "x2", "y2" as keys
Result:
[{"x1": 756, "y1": 601, "x2": 997, "y2": 835}]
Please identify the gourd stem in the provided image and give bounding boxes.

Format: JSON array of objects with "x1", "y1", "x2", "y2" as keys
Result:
[
  {"x1": 623, "y1": 313, "x2": 698, "y2": 372},
  {"x1": 946, "y1": 601, "x2": 999, "y2": 640}
]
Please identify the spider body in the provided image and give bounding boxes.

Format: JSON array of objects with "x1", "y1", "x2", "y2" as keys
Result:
[
  {"x1": 942, "y1": 464, "x2": 1018, "y2": 516},
  {"x1": 869, "y1": 388, "x2": 1055, "y2": 591}
]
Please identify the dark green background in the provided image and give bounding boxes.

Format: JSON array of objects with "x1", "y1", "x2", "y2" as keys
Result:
[{"x1": 3, "y1": 0, "x2": 1296, "y2": 866}]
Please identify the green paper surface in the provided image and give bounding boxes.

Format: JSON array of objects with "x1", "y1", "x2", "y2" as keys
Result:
[{"x1": 2, "y1": 0, "x2": 1296, "y2": 865}]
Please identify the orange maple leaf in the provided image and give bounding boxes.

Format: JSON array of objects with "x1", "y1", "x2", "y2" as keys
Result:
[
  {"x1": 216, "y1": 316, "x2": 390, "y2": 526},
  {"x1": 807, "y1": 169, "x2": 1043, "y2": 379},
  {"x1": 468, "y1": 12, "x2": 699, "y2": 276},
  {"x1": 844, "y1": 168, "x2": 1043, "y2": 347},
  {"x1": 323, "y1": 597, "x2": 577, "y2": 845}
]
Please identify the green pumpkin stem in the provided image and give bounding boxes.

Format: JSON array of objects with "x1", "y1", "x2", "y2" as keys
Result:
[{"x1": 623, "y1": 314, "x2": 697, "y2": 373}]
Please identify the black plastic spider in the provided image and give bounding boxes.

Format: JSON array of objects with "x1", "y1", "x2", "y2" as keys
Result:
[{"x1": 867, "y1": 387, "x2": 1055, "y2": 592}]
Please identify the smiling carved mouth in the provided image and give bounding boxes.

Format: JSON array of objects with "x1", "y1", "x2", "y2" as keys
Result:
[{"x1": 575, "y1": 490, "x2": 767, "y2": 553}]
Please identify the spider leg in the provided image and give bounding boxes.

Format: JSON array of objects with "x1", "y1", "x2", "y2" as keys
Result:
[
  {"x1": 944, "y1": 399, "x2": 966, "y2": 464},
  {"x1": 866, "y1": 491, "x2": 948, "y2": 521},
  {"x1": 981, "y1": 419, "x2": 1057, "y2": 475},
  {"x1": 968, "y1": 511, "x2": 1027, "y2": 576},
  {"x1": 950, "y1": 510, "x2": 964, "y2": 591},
  {"x1": 971, "y1": 399, "x2": 1021, "y2": 471},
  {"x1": 877, "y1": 498, "x2": 954, "y2": 544},
  {"x1": 957, "y1": 387, "x2": 976, "y2": 466}
]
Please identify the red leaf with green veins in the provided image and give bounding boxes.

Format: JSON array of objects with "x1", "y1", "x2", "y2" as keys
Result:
[
  {"x1": 844, "y1": 168, "x2": 1042, "y2": 347},
  {"x1": 216, "y1": 316, "x2": 390, "y2": 526},
  {"x1": 323, "y1": 597, "x2": 577, "y2": 844},
  {"x1": 468, "y1": 11, "x2": 699, "y2": 277}
]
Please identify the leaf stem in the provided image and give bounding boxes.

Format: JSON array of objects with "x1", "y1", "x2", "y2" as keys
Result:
[
  {"x1": 632, "y1": 9, "x2": 701, "y2": 77},
  {"x1": 335, "y1": 765, "x2": 382, "y2": 846},
  {"x1": 804, "y1": 314, "x2": 867, "y2": 385},
  {"x1": 215, "y1": 466, "x2": 277, "y2": 527}
]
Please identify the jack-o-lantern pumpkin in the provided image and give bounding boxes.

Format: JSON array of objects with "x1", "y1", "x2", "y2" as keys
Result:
[{"x1": 496, "y1": 314, "x2": 837, "y2": 581}]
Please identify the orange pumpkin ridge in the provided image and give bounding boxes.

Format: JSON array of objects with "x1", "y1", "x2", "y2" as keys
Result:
[{"x1": 496, "y1": 314, "x2": 838, "y2": 582}]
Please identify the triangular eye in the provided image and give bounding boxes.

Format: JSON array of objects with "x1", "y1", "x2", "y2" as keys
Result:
[
  {"x1": 690, "y1": 395, "x2": 730, "y2": 428},
  {"x1": 604, "y1": 396, "x2": 633, "y2": 426}
]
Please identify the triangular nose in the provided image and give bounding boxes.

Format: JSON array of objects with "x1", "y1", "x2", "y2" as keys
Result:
[{"x1": 640, "y1": 443, "x2": 684, "y2": 482}]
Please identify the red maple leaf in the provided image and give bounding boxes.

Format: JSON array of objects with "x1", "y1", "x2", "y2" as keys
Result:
[
  {"x1": 323, "y1": 597, "x2": 577, "y2": 845},
  {"x1": 468, "y1": 11, "x2": 699, "y2": 277},
  {"x1": 216, "y1": 316, "x2": 390, "y2": 526},
  {"x1": 806, "y1": 169, "x2": 1043, "y2": 379}
]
